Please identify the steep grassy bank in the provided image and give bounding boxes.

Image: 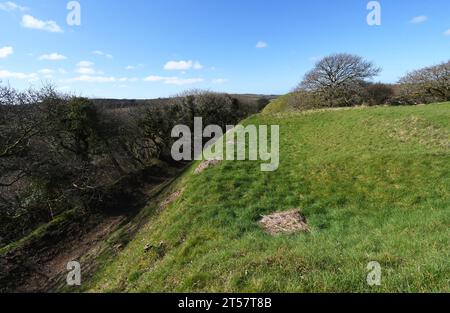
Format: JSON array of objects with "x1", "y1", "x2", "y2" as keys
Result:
[{"x1": 83, "y1": 103, "x2": 450, "y2": 292}]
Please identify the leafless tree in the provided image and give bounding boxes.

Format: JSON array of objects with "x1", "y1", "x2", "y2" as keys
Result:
[
  {"x1": 398, "y1": 60, "x2": 450, "y2": 103},
  {"x1": 296, "y1": 53, "x2": 381, "y2": 107}
]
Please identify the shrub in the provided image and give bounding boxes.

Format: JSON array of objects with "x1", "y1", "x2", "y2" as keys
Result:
[{"x1": 364, "y1": 83, "x2": 395, "y2": 105}]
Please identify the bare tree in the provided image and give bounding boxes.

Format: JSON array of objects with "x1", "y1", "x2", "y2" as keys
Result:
[
  {"x1": 398, "y1": 60, "x2": 450, "y2": 103},
  {"x1": 297, "y1": 53, "x2": 381, "y2": 107}
]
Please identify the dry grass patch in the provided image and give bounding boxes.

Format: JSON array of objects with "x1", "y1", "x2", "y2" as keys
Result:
[
  {"x1": 158, "y1": 188, "x2": 184, "y2": 212},
  {"x1": 388, "y1": 116, "x2": 450, "y2": 149},
  {"x1": 259, "y1": 209, "x2": 311, "y2": 236}
]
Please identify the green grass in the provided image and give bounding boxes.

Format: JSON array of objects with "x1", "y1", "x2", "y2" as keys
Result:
[
  {"x1": 262, "y1": 93, "x2": 293, "y2": 114},
  {"x1": 83, "y1": 103, "x2": 450, "y2": 293}
]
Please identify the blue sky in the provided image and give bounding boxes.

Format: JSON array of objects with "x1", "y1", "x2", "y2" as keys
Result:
[{"x1": 0, "y1": 0, "x2": 449, "y2": 99}]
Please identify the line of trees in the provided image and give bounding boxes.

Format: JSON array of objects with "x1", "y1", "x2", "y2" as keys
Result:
[
  {"x1": 291, "y1": 53, "x2": 449, "y2": 110},
  {"x1": 397, "y1": 60, "x2": 450, "y2": 104},
  {"x1": 0, "y1": 86, "x2": 268, "y2": 247}
]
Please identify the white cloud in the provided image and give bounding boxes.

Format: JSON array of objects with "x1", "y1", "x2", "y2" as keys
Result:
[
  {"x1": 164, "y1": 60, "x2": 203, "y2": 71},
  {"x1": 0, "y1": 46, "x2": 13, "y2": 58},
  {"x1": 125, "y1": 65, "x2": 136, "y2": 70},
  {"x1": 165, "y1": 77, "x2": 204, "y2": 85},
  {"x1": 77, "y1": 61, "x2": 94, "y2": 67},
  {"x1": 164, "y1": 60, "x2": 192, "y2": 71},
  {"x1": 39, "y1": 53, "x2": 67, "y2": 61},
  {"x1": 38, "y1": 68, "x2": 55, "y2": 78},
  {"x1": 67, "y1": 75, "x2": 137, "y2": 84},
  {"x1": 212, "y1": 78, "x2": 227, "y2": 84},
  {"x1": 21, "y1": 14, "x2": 63, "y2": 33},
  {"x1": 75, "y1": 60, "x2": 103, "y2": 75},
  {"x1": 76, "y1": 67, "x2": 101, "y2": 75},
  {"x1": 69, "y1": 75, "x2": 116, "y2": 83},
  {"x1": 58, "y1": 68, "x2": 68, "y2": 74},
  {"x1": 38, "y1": 68, "x2": 55, "y2": 75},
  {"x1": 92, "y1": 50, "x2": 113, "y2": 59},
  {"x1": 144, "y1": 75, "x2": 204, "y2": 85},
  {"x1": 0, "y1": 69, "x2": 37, "y2": 80},
  {"x1": 118, "y1": 77, "x2": 138, "y2": 82},
  {"x1": 410, "y1": 16, "x2": 428, "y2": 24},
  {"x1": 444, "y1": 29, "x2": 450, "y2": 36},
  {"x1": 256, "y1": 41, "x2": 268, "y2": 49},
  {"x1": 143, "y1": 75, "x2": 168, "y2": 82},
  {"x1": 193, "y1": 61, "x2": 203, "y2": 70},
  {"x1": 0, "y1": 1, "x2": 28, "y2": 12}
]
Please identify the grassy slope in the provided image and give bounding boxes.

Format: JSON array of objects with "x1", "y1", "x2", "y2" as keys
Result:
[
  {"x1": 262, "y1": 94, "x2": 293, "y2": 114},
  {"x1": 84, "y1": 103, "x2": 450, "y2": 292}
]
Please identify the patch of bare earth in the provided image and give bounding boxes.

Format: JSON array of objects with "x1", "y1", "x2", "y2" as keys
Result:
[
  {"x1": 259, "y1": 209, "x2": 310, "y2": 236},
  {"x1": 194, "y1": 159, "x2": 221, "y2": 174},
  {"x1": 158, "y1": 188, "x2": 184, "y2": 212}
]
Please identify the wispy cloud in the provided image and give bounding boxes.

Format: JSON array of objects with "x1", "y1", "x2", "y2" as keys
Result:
[
  {"x1": 77, "y1": 61, "x2": 94, "y2": 67},
  {"x1": 38, "y1": 69, "x2": 55, "y2": 75},
  {"x1": 125, "y1": 64, "x2": 144, "y2": 70},
  {"x1": 309, "y1": 56, "x2": 322, "y2": 63},
  {"x1": 143, "y1": 75, "x2": 168, "y2": 82},
  {"x1": 21, "y1": 14, "x2": 63, "y2": 33},
  {"x1": 0, "y1": 46, "x2": 13, "y2": 58},
  {"x1": 38, "y1": 68, "x2": 55, "y2": 78},
  {"x1": 39, "y1": 53, "x2": 67, "y2": 61},
  {"x1": 0, "y1": 1, "x2": 28, "y2": 12},
  {"x1": 256, "y1": 41, "x2": 268, "y2": 49},
  {"x1": 92, "y1": 50, "x2": 113, "y2": 59},
  {"x1": 164, "y1": 77, "x2": 204, "y2": 85},
  {"x1": 164, "y1": 60, "x2": 203, "y2": 71},
  {"x1": 75, "y1": 61, "x2": 103, "y2": 74},
  {"x1": 410, "y1": 16, "x2": 428, "y2": 24},
  {"x1": 118, "y1": 77, "x2": 138, "y2": 82},
  {"x1": 67, "y1": 75, "x2": 137, "y2": 84},
  {"x1": 444, "y1": 29, "x2": 450, "y2": 36},
  {"x1": 76, "y1": 67, "x2": 103, "y2": 75},
  {"x1": 212, "y1": 78, "x2": 227, "y2": 84},
  {"x1": 0, "y1": 69, "x2": 37, "y2": 80},
  {"x1": 69, "y1": 75, "x2": 116, "y2": 83},
  {"x1": 144, "y1": 75, "x2": 204, "y2": 85}
]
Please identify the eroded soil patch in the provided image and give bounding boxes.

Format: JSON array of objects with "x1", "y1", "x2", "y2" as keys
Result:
[
  {"x1": 158, "y1": 188, "x2": 184, "y2": 212},
  {"x1": 195, "y1": 159, "x2": 221, "y2": 174},
  {"x1": 259, "y1": 209, "x2": 310, "y2": 235}
]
